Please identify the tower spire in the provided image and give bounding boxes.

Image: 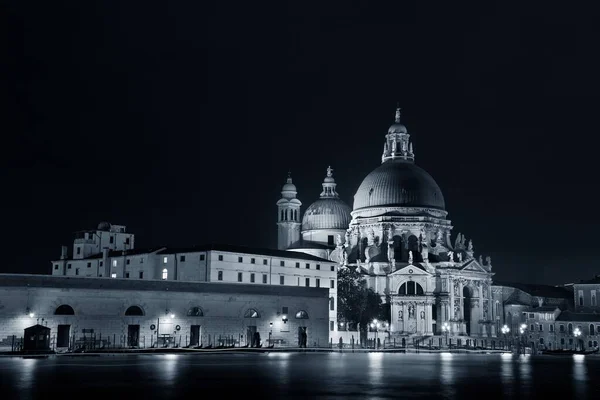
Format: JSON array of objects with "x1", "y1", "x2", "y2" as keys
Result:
[
  {"x1": 381, "y1": 104, "x2": 414, "y2": 164},
  {"x1": 320, "y1": 166, "x2": 339, "y2": 198}
]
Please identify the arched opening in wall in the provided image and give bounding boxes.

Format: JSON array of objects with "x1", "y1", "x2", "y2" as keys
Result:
[
  {"x1": 463, "y1": 286, "x2": 472, "y2": 336},
  {"x1": 125, "y1": 306, "x2": 144, "y2": 316},
  {"x1": 398, "y1": 281, "x2": 424, "y2": 296},
  {"x1": 407, "y1": 235, "x2": 419, "y2": 253},
  {"x1": 568, "y1": 323, "x2": 573, "y2": 334},
  {"x1": 244, "y1": 309, "x2": 260, "y2": 318},
  {"x1": 187, "y1": 307, "x2": 204, "y2": 317},
  {"x1": 295, "y1": 310, "x2": 309, "y2": 319},
  {"x1": 54, "y1": 305, "x2": 75, "y2": 315},
  {"x1": 360, "y1": 237, "x2": 368, "y2": 261},
  {"x1": 506, "y1": 311, "x2": 512, "y2": 331},
  {"x1": 391, "y1": 235, "x2": 402, "y2": 261},
  {"x1": 590, "y1": 324, "x2": 595, "y2": 336}
]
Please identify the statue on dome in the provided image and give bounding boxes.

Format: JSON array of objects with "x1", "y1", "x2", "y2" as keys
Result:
[
  {"x1": 344, "y1": 229, "x2": 351, "y2": 246},
  {"x1": 457, "y1": 252, "x2": 463, "y2": 262},
  {"x1": 367, "y1": 229, "x2": 376, "y2": 246},
  {"x1": 327, "y1": 166, "x2": 333, "y2": 177},
  {"x1": 447, "y1": 251, "x2": 454, "y2": 262},
  {"x1": 343, "y1": 250, "x2": 348, "y2": 266},
  {"x1": 478, "y1": 255, "x2": 483, "y2": 265},
  {"x1": 336, "y1": 234, "x2": 343, "y2": 247},
  {"x1": 468, "y1": 239, "x2": 474, "y2": 252},
  {"x1": 485, "y1": 256, "x2": 492, "y2": 267}
]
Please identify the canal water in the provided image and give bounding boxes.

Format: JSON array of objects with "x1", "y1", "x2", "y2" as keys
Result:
[{"x1": 0, "y1": 352, "x2": 598, "y2": 399}]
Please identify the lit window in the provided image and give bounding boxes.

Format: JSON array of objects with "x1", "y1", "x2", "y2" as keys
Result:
[
  {"x1": 163, "y1": 256, "x2": 168, "y2": 264},
  {"x1": 111, "y1": 273, "x2": 117, "y2": 278},
  {"x1": 112, "y1": 260, "x2": 117, "y2": 267},
  {"x1": 162, "y1": 269, "x2": 168, "y2": 280}
]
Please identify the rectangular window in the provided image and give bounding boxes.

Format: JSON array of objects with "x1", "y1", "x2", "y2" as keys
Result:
[
  {"x1": 67, "y1": 264, "x2": 72, "y2": 269},
  {"x1": 305, "y1": 278, "x2": 310, "y2": 287},
  {"x1": 125, "y1": 272, "x2": 130, "y2": 278},
  {"x1": 592, "y1": 290, "x2": 597, "y2": 306},
  {"x1": 561, "y1": 338, "x2": 565, "y2": 345},
  {"x1": 110, "y1": 236, "x2": 114, "y2": 244},
  {"x1": 263, "y1": 259, "x2": 268, "y2": 265},
  {"x1": 280, "y1": 276, "x2": 284, "y2": 285},
  {"x1": 251, "y1": 258, "x2": 256, "y2": 264},
  {"x1": 87, "y1": 262, "x2": 91, "y2": 268},
  {"x1": 579, "y1": 290, "x2": 584, "y2": 306},
  {"x1": 529, "y1": 313, "x2": 534, "y2": 319},
  {"x1": 54, "y1": 265, "x2": 59, "y2": 270},
  {"x1": 530, "y1": 324, "x2": 535, "y2": 331},
  {"x1": 76, "y1": 247, "x2": 81, "y2": 255},
  {"x1": 295, "y1": 262, "x2": 300, "y2": 268},
  {"x1": 218, "y1": 255, "x2": 223, "y2": 261},
  {"x1": 559, "y1": 324, "x2": 565, "y2": 332},
  {"x1": 139, "y1": 271, "x2": 143, "y2": 279},
  {"x1": 330, "y1": 321, "x2": 334, "y2": 331},
  {"x1": 75, "y1": 268, "x2": 80, "y2": 276},
  {"x1": 539, "y1": 324, "x2": 543, "y2": 332},
  {"x1": 250, "y1": 273, "x2": 255, "y2": 283},
  {"x1": 569, "y1": 338, "x2": 573, "y2": 345},
  {"x1": 88, "y1": 233, "x2": 94, "y2": 240},
  {"x1": 305, "y1": 263, "x2": 310, "y2": 269},
  {"x1": 280, "y1": 261, "x2": 285, "y2": 267},
  {"x1": 200, "y1": 254, "x2": 205, "y2": 261},
  {"x1": 126, "y1": 259, "x2": 130, "y2": 265},
  {"x1": 550, "y1": 325, "x2": 554, "y2": 332},
  {"x1": 140, "y1": 258, "x2": 143, "y2": 264},
  {"x1": 238, "y1": 272, "x2": 243, "y2": 282},
  {"x1": 112, "y1": 260, "x2": 117, "y2": 267},
  {"x1": 316, "y1": 278, "x2": 320, "y2": 287},
  {"x1": 238, "y1": 257, "x2": 243, "y2": 263},
  {"x1": 100, "y1": 261, "x2": 103, "y2": 266},
  {"x1": 316, "y1": 264, "x2": 320, "y2": 270},
  {"x1": 262, "y1": 274, "x2": 268, "y2": 284},
  {"x1": 218, "y1": 271, "x2": 223, "y2": 281},
  {"x1": 125, "y1": 237, "x2": 130, "y2": 245},
  {"x1": 163, "y1": 256, "x2": 168, "y2": 264},
  {"x1": 282, "y1": 307, "x2": 288, "y2": 314},
  {"x1": 111, "y1": 273, "x2": 117, "y2": 278},
  {"x1": 330, "y1": 280, "x2": 335, "y2": 289},
  {"x1": 331, "y1": 265, "x2": 335, "y2": 272},
  {"x1": 180, "y1": 255, "x2": 186, "y2": 262},
  {"x1": 328, "y1": 235, "x2": 334, "y2": 246}
]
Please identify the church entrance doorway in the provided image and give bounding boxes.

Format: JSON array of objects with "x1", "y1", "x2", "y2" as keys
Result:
[
  {"x1": 127, "y1": 325, "x2": 140, "y2": 347},
  {"x1": 246, "y1": 326, "x2": 257, "y2": 347},
  {"x1": 190, "y1": 325, "x2": 201, "y2": 346},
  {"x1": 463, "y1": 287, "x2": 472, "y2": 336},
  {"x1": 297, "y1": 326, "x2": 307, "y2": 347},
  {"x1": 56, "y1": 324, "x2": 70, "y2": 348}
]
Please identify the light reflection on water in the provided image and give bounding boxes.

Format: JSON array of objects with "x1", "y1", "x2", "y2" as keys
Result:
[
  {"x1": 501, "y1": 353, "x2": 514, "y2": 398},
  {"x1": 573, "y1": 354, "x2": 587, "y2": 398},
  {"x1": 440, "y1": 352, "x2": 456, "y2": 400},
  {"x1": 517, "y1": 355, "x2": 531, "y2": 398}
]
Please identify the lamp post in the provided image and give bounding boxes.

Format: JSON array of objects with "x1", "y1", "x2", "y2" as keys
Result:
[
  {"x1": 501, "y1": 325, "x2": 510, "y2": 350},
  {"x1": 519, "y1": 324, "x2": 527, "y2": 354},
  {"x1": 574, "y1": 327, "x2": 581, "y2": 351},
  {"x1": 442, "y1": 322, "x2": 450, "y2": 346},
  {"x1": 269, "y1": 322, "x2": 273, "y2": 346}
]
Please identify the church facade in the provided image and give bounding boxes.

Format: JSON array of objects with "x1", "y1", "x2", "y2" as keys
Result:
[{"x1": 279, "y1": 108, "x2": 497, "y2": 338}]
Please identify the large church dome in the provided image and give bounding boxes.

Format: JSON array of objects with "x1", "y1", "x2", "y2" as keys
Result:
[
  {"x1": 301, "y1": 166, "x2": 351, "y2": 232},
  {"x1": 353, "y1": 160, "x2": 445, "y2": 211},
  {"x1": 353, "y1": 107, "x2": 445, "y2": 212}
]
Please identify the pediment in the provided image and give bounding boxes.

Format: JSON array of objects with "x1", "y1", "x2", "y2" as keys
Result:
[
  {"x1": 459, "y1": 259, "x2": 488, "y2": 273},
  {"x1": 389, "y1": 264, "x2": 432, "y2": 277}
]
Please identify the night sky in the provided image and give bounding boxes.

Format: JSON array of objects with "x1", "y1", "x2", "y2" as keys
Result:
[{"x1": 3, "y1": 2, "x2": 599, "y2": 285}]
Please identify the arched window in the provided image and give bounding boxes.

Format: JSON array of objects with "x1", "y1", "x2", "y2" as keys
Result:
[
  {"x1": 398, "y1": 281, "x2": 424, "y2": 296},
  {"x1": 590, "y1": 324, "x2": 595, "y2": 336},
  {"x1": 162, "y1": 268, "x2": 168, "y2": 280},
  {"x1": 295, "y1": 310, "x2": 309, "y2": 319},
  {"x1": 244, "y1": 309, "x2": 260, "y2": 318},
  {"x1": 125, "y1": 306, "x2": 144, "y2": 316},
  {"x1": 329, "y1": 297, "x2": 335, "y2": 311},
  {"x1": 54, "y1": 305, "x2": 75, "y2": 315},
  {"x1": 187, "y1": 307, "x2": 204, "y2": 317},
  {"x1": 568, "y1": 323, "x2": 573, "y2": 334},
  {"x1": 280, "y1": 210, "x2": 284, "y2": 221}
]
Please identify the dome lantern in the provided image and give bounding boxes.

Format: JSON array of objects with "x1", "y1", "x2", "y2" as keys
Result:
[{"x1": 381, "y1": 105, "x2": 415, "y2": 164}]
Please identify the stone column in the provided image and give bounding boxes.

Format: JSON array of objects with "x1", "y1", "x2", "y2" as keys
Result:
[
  {"x1": 449, "y1": 278, "x2": 455, "y2": 320},
  {"x1": 402, "y1": 302, "x2": 408, "y2": 332},
  {"x1": 459, "y1": 280, "x2": 464, "y2": 320},
  {"x1": 426, "y1": 301, "x2": 433, "y2": 335}
]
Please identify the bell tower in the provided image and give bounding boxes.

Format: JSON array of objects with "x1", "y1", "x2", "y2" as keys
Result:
[{"x1": 276, "y1": 172, "x2": 302, "y2": 250}]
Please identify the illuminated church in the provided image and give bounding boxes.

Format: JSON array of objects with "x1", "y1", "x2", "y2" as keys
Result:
[{"x1": 278, "y1": 108, "x2": 497, "y2": 338}]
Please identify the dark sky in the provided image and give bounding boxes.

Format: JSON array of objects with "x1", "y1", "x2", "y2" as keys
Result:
[{"x1": 3, "y1": 2, "x2": 599, "y2": 285}]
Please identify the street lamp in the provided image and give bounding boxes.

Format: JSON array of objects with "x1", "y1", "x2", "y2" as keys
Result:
[
  {"x1": 574, "y1": 327, "x2": 581, "y2": 351},
  {"x1": 269, "y1": 322, "x2": 273, "y2": 346},
  {"x1": 442, "y1": 322, "x2": 450, "y2": 345},
  {"x1": 519, "y1": 324, "x2": 527, "y2": 354},
  {"x1": 501, "y1": 325, "x2": 510, "y2": 350}
]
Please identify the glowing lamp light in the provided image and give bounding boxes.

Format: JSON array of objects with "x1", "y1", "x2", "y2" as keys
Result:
[
  {"x1": 29, "y1": 312, "x2": 35, "y2": 318},
  {"x1": 442, "y1": 322, "x2": 450, "y2": 332},
  {"x1": 26, "y1": 307, "x2": 34, "y2": 318},
  {"x1": 501, "y1": 325, "x2": 510, "y2": 334},
  {"x1": 574, "y1": 327, "x2": 581, "y2": 337},
  {"x1": 370, "y1": 323, "x2": 375, "y2": 328},
  {"x1": 170, "y1": 314, "x2": 175, "y2": 319},
  {"x1": 282, "y1": 315, "x2": 288, "y2": 324},
  {"x1": 373, "y1": 319, "x2": 378, "y2": 324}
]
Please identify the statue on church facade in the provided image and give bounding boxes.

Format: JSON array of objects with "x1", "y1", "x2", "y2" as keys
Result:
[
  {"x1": 387, "y1": 241, "x2": 395, "y2": 266},
  {"x1": 485, "y1": 256, "x2": 492, "y2": 268},
  {"x1": 436, "y1": 229, "x2": 443, "y2": 243},
  {"x1": 468, "y1": 239, "x2": 474, "y2": 252},
  {"x1": 408, "y1": 251, "x2": 413, "y2": 265},
  {"x1": 420, "y1": 310, "x2": 425, "y2": 320},
  {"x1": 408, "y1": 304, "x2": 415, "y2": 319},
  {"x1": 336, "y1": 234, "x2": 343, "y2": 247},
  {"x1": 367, "y1": 229, "x2": 376, "y2": 246},
  {"x1": 447, "y1": 251, "x2": 454, "y2": 262},
  {"x1": 478, "y1": 255, "x2": 483, "y2": 265},
  {"x1": 457, "y1": 252, "x2": 463, "y2": 262},
  {"x1": 398, "y1": 310, "x2": 403, "y2": 321},
  {"x1": 453, "y1": 299, "x2": 461, "y2": 319},
  {"x1": 344, "y1": 229, "x2": 351, "y2": 246},
  {"x1": 453, "y1": 280, "x2": 460, "y2": 296}
]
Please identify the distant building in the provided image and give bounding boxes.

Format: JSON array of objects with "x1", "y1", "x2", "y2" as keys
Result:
[{"x1": 51, "y1": 226, "x2": 338, "y2": 337}]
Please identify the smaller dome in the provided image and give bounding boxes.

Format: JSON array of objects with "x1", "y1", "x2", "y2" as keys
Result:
[
  {"x1": 97, "y1": 222, "x2": 111, "y2": 231},
  {"x1": 282, "y1": 181, "x2": 297, "y2": 192},
  {"x1": 302, "y1": 198, "x2": 352, "y2": 231}
]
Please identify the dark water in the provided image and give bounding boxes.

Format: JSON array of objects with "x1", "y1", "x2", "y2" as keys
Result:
[{"x1": 0, "y1": 352, "x2": 599, "y2": 399}]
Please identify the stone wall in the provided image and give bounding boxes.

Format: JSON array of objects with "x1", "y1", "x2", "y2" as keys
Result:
[{"x1": 0, "y1": 274, "x2": 329, "y2": 350}]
